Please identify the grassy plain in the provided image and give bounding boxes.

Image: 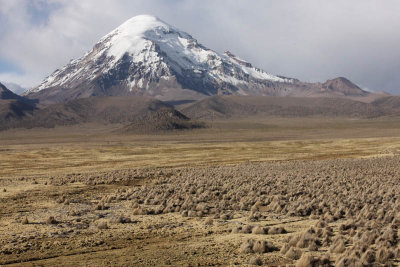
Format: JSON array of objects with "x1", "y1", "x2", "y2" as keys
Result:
[
  {"x1": 1, "y1": 117, "x2": 400, "y2": 178},
  {"x1": 1, "y1": 117, "x2": 400, "y2": 266}
]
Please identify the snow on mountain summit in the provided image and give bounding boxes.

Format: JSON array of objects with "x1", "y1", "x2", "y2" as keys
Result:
[
  {"x1": 101, "y1": 15, "x2": 185, "y2": 64},
  {"x1": 26, "y1": 15, "x2": 295, "y2": 101}
]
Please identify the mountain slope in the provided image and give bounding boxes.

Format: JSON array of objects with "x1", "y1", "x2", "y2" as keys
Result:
[
  {"x1": 1, "y1": 82, "x2": 26, "y2": 95},
  {"x1": 0, "y1": 96, "x2": 199, "y2": 131},
  {"x1": 181, "y1": 95, "x2": 386, "y2": 119},
  {"x1": 371, "y1": 96, "x2": 400, "y2": 115},
  {"x1": 321, "y1": 77, "x2": 367, "y2": 96},
  {"x1": 120, "y1": 108, "x2": 205, "y2": 133},
  {"x1": 0, "y1": 82, "x2": 24, "y2": 100},
  {"x1": 0, "y1": 99, "x2": 36, "y2": 122},
  {"x1": 0, "y1": 83, "x2": 37, "y2": 123},
  {"x1": 25, "y1": 15, "x2": 369, "y2": 103}
]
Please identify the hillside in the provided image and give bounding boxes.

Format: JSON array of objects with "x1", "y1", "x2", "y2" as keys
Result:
[
  {"x1": 120, "y1": 108, "x2": 205, "y2": 133},
  {"x1": 0, "y1": 83, "x2": 37, "y2": 125},
  {"x1": 0, "y1": 96, "x2": 185, "y2": 131},
  {"x1": 180, "y1": 95, "x2": 387, "y2": 120},
  {"x1": 0, "y1": 82, "x2": 26, "y2": 101},
  {"x1": 371, "y1": 96, "x2": 400, "y2": 115}
]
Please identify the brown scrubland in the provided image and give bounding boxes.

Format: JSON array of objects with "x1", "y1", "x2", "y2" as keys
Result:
[{"x1": 1, "y1": 117, "x2": 400, "y2": 266}]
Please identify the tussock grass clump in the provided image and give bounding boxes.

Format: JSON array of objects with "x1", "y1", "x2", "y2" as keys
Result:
[
  {"x1": 56, "y1": 196, "x2": 66, "y2": 204},
  {"x1": 280, "y1": 243, "x2": 290, "y2": 254},
  {"x1": 360, "y1": 249, "x2": 375, "y2": 265},
  {"x1": 220, "y1": 213, "x2": 232, "y2": 220},
  {"x1": 288, "y1": 234, "x2": 300, "y2": 247},
  {"x1": 376, "y1": 247, "x2": 392, "y2": 263},
  {"x1": 231, "y1": 224, "x2": 271, "y2": 235},
  {"x1": 248, "y1": 212, "x2": 262, "y2": 221},
  {"x1": 335, "y1": 256, "x2": 362, "y2": 267},
  {"x1": 240, "y1": 239, "x2": 254, "y2": 254},
  {"x1": 70, "y1": 209, "x2": 82, "y2": 216},
  {"x1": 295, "y1": 253, "x2": 319, "y2": 267},
  {"x1": 97, "y1": 221, "x2": 109, "y2": 230},
  {"x1": 253, "y1": 240, "x2": 267, "y2": 254},
  {"x1": 133, "y1": 208, "x2": 144, "y2": 215},
  {"x1": 339, "y1": 221, "x2": 357, "y2": 235},
  {"x1": 380, "y1": 227, "x2": 397, "y2": 245},
  {"x1": 308, "y1": 241, "x2": 318, "y2": 251},
  {"x1": 315, "y1": 220, "x2": 327, "y2": 228},
  {"x1": 268, "y1": 226, "x2": 286, "y2": 235},
  {"x1": 296, "y1": 253, "x2": 331, "y2": 267},
  {"x1": 46, "y1": 216, "x2": 58, "y2": 225},
  {"x1": 242, "y1": 225, "x2": 254, "y2": 234},
  {"x1": 329, "y1": 238, "x2": 346, "y2": 254},
  {"x1": 285, "y1": 247, "x2": 302, "y2": 260},
  {"x1": 240, "y1": 239, "x2": 277, "y2": 254},
  {"x1": 204, "y1": 217, "x2": 213, "y2": 225},
  {"x1": 114, "y1": 216, "x2": 131, "y2": 224},
  {"x1": 252, "y1": 226, "x2": 266, "y2": 235},
  {"x1": 296, "y1": 232, "x2": 318, "y2": 248},
  {"x1": 21, "y1": 217, "x2": 29, "y2": 225},
  {"x1": 253, "y1": 240, "x2": 277, "y2": 253},
  {"x1": 394, "y1": 245, "x2": 400, "y2": 258},
  {"x1": 96, "y1": 203, "x2": 109, "y2": 210},
  {"x1": 318, "y1": 254, "x2": 331, "y2": 266},
  {"x1": 249, "y1": 256, "x2": 263, "y2": 266},
  {"x1": 180, "y1": 210, "x2": 188, "y2": 217},
  {"x1": 232, "y1": 226, "x2": 242, "y2": 233},
  {"x1": 356, "y1": 230, "x2": 377, "y2": 247}
]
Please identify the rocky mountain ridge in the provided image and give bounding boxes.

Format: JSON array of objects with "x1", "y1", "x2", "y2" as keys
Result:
[{"x1": 25, "y1": 15, "x2": 369, "y2": 103}]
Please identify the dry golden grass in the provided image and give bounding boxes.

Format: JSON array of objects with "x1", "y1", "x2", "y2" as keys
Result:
[
  {"x1": 1, "y1": 117, "x2": 400, "y2": 266},
  {"x1": 1, "y1": 117, "x2": 400, "y2": 179},
  {"x1": 2, "y1": 156, "x2": 399, "y2": 266},
  {"x1": 1, "y1": 135, "x2": 400, "y2": 179}
]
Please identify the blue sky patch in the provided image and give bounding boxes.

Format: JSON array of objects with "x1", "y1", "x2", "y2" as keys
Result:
[
  {"x1": 0, "y1": 58, "x2": 24, "y2": 74},
  {"x1": 27, "y1": 0, "x2": 62, "y2": 26}
]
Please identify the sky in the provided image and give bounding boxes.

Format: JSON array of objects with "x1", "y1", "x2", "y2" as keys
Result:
[{"x1": 0, "y1": 0, "x2": 399, "y2": 94}]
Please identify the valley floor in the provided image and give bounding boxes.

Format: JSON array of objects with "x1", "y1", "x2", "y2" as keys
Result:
[{"x1": 0, "y1": 117, "x2": 400, "y2": 266}]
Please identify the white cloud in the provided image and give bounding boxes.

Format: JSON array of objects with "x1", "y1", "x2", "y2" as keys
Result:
[
  {"x1": 0, "y1": 72, "x2": 39, "y2": 88},
  {"x1": 1, "y1": 81, "x2": 26, "y2": 94},
  {"x1": 0, "y1": 0, "x2": 400, "y2": 93}
]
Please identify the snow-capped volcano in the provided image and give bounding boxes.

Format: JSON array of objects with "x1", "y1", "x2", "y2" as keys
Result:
[
  {"x1": 25, "y1": 15, "x2": 296, "y2": 102},
  {"x1": 25, "y1": 15, "x2": 368, "y2": 103}
]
